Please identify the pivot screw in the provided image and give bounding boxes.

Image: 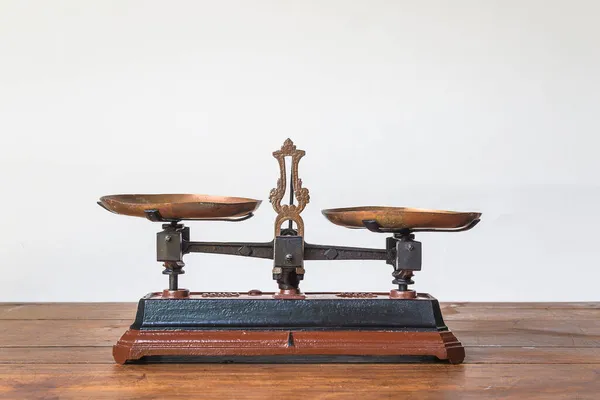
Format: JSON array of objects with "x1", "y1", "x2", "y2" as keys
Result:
[
  {"x1": 406, "y1": 244, "x2": 415, "y2": 251},
  {"x1": 238, "y1": 246, "x2": 252, "y2": 257},
  {"x1": 285, "y1": 254, "x2": 293, "y2": 262},
  {"x1": 324, "y1": 248, "x2": 338, "y2": 260},
  {"x1": 165, "y1": 235, "x2": 172, "y2": 242}
]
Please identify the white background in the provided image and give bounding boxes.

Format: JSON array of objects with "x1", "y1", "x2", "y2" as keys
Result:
[{"x1": 1, "y1": 0, "x2": 598, "y2": 302}]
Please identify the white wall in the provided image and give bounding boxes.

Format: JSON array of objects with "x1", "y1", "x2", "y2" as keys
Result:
[{"x1": 1, "y1": 0, "x2": 598, "y2": 302}]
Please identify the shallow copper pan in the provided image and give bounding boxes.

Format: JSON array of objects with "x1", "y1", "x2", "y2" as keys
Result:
[
  {"x1": 321, "y1": 206, "x2": 481, "y2": 230},
  {"x1": 99, "y1": 194, "x2": 261, "y2": 220}
]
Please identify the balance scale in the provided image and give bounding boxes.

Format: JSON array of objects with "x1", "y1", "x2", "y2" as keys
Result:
[{"x1": 98, "y1": 139, "x2": 481, "y2": 364}]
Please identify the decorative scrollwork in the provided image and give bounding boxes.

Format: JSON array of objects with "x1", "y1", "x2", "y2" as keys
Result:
[
  {"x1": 270, "y1": 138, "x2": 310, "y2": 236},
  {"x1": 201, "y1": 292, "x2": 240, "y2": 298},
  {"x1": 336, "y1": 292, "x2": 377, "y2": 298}
]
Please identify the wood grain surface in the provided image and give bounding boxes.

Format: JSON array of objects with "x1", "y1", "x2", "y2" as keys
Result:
[{"x1": 0, "y1": 302, "x2": 598, "y2": 399}]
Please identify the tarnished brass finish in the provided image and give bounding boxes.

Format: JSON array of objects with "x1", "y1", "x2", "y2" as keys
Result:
[
  {"x1": 273, "y1": 288, "x2": 306, "y2": 300},
  {"x1": 321, "y1": 206, "x2": 481, "y2": 231},
  {"x1": 389, "y1": 289, "x2": 417, "y2": 299},
  {"x1": 161, "y1": 289, "x2": 190, "y2": 299},
  {"x1": 98, "y1": 194, "x2": 261, "y2": 220},
  {"x1": 270, "y1": 138, "x2": 310, "y2": 236}
]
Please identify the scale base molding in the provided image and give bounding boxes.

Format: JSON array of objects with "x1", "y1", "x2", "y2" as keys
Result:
[{"x1": 113, "y1": 292, "x2": 465, "y2": 365}]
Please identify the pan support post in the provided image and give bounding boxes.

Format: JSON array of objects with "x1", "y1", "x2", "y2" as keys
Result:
[
  {"x1": 157, "y1": 222, "x2": 190, "y2": 298},
  {"x1": 387, "y1": 232, "x2": 421, "y2": 299}
]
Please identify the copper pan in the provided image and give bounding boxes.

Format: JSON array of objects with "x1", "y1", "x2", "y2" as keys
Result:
[
  {"x1": 322, "y1": 206, "x2": 481, "y2": 231},
  {"x1": 98, "y1": 194, "x2": 261, "y2": 220}
]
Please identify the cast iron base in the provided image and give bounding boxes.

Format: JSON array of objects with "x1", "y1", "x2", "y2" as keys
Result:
[{"x1": 113, "y1": 292, "x2": 465, "y2": 364}]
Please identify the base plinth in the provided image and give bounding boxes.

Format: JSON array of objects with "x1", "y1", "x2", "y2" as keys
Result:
[
  {"x1": 114, "y1": 329, "x2": 464, "y2": 364},
  {"x1": 114, "y1": 292, "x2": 464, "y2": 364}
]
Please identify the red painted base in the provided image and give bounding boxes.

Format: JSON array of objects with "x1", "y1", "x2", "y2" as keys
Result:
[{"x1": 113, "y1": 329, "x2": 465, "y2": 365}]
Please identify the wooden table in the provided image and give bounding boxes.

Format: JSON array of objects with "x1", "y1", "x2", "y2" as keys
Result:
[{"x1": 0, "y1": 302, "x2": 598, "y2": 399}]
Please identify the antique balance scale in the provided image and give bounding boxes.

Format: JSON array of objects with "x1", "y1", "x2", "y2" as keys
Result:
[{"x1": 98, "y1": 139, "x2": 481, "y2": 364}]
